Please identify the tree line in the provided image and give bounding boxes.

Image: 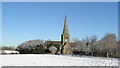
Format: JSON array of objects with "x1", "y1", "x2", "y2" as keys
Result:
[
  {"x1": 1, "y1": 33, "x2": 119, "y2": 58},
  {"x1": 71, "y1": 33, "x2": 119, "y2": 58},
  {"x1": 0, "y1": 46, "x2": 15, "y2": 50}
]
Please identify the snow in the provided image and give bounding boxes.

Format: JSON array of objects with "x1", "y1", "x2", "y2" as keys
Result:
[{"x1": 0, "y1": 54, "x2": 118, "y2": 67}]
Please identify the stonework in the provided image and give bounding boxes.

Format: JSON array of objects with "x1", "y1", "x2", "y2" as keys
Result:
[
  {"x1": 61, "y1": 16, "x2": 70, "y2": 45},
  {"x1": 60, "y1": 16, "x2": 72, "y2": 54},
  {"x1": 61, "y1": 42, "x2": 72, "y2": 54}
]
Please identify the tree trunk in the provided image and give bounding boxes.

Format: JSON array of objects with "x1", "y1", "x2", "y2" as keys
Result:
[
  {"x1": 92, "y1": 53, "x2": 93, "y2": 56},
  {"x1": 107, "y1": 52, "x2": 109, "y2": 58}
]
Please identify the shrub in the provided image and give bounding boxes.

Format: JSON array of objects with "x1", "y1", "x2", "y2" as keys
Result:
[{"x1": 16, "y1": 39, "x2": 45, "y2": 54}]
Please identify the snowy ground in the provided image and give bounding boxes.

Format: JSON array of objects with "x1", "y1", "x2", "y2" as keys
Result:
[{"x1": 0, "y1": 54, "x2": 118, "y2": 67}]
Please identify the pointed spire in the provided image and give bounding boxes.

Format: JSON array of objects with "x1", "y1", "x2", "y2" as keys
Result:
[{"x1": 63, "y1": 16, "x2": 69, "y2": 34}]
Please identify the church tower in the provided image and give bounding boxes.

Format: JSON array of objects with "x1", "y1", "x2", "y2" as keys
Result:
[{"x1": 61, "y1": 16, "x2": 70, "y2": 45}]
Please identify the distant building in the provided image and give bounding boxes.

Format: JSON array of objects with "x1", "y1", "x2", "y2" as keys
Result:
[
  {"x1": 0, "y1": 50, "x2": 19, "y2": 54},
  {"x1": 45, "y1": 16, "x2": 72, "y2": 54}
]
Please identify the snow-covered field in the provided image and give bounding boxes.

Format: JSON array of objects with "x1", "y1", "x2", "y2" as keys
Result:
[{"x1": 0, "y1": 54, "x2": 118, "y2": 67}]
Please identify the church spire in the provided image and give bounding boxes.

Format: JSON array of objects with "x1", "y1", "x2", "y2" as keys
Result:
[
  {"x1": 61, "y1": 16, "x2": 70, "y2": 45},
  {"x1": 63, "y1": 16, "x2": 69, "y2": 34}
]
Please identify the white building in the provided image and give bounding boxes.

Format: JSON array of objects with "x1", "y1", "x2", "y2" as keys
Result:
[{"x1": 0, "y1": 50, "x2": 19, "y2": 54}]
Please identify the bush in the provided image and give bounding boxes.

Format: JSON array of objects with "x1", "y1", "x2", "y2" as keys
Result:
[
  {"x1": 46, "y1": 43, "x2": 60, "y2": 54},
  {"x1": 16, "y1": 39, "x2": 45, "y2": 54}
]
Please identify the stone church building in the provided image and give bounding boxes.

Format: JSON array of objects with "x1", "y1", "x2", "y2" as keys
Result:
[{"x1": 45, "y1": 16, "x2": 72, "y2": 54}]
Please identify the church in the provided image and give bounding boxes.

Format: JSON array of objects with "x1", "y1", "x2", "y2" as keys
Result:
[{"x1": 45, "y1": 16, "x2": 72, "y2": 54}]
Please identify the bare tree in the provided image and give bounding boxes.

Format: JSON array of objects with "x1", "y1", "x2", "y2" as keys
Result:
[
  {"x1": 89, "y1": 35, "x2": 97, "y2": 56},
  {"x1": 2, "y1": 46, "x2": 15, "y2": 50},
  {"x1": 98, "y1": 33, "x2": 117, "y2": 57}
]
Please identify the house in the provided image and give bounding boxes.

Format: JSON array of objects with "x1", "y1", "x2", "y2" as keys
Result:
[{"x1": 0, "y1": 50, "x2": 19, "y2": 54}]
